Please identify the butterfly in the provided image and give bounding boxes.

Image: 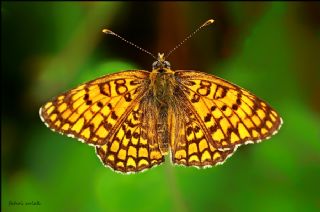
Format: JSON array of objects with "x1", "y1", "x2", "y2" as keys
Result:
[{"x1": 39, "y1": 19, "x2": 283, "y2": 174}]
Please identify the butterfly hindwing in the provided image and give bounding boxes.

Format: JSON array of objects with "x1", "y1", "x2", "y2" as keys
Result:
[
  {"x1": 175, "y1": 70, "x2": 282, "y2": 150},
  {"x1": 96, "y1": 103, "x2": 164, "y2": 173},
  {"x1": 169, "y1": 106, "x2": 235, "y2": 167}
]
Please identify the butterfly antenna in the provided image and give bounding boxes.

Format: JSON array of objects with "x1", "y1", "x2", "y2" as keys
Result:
[
  {"x1": 165, "y1": 19, "x2": 215, "y2": 59},
  {"x1": 102, "y1": 29, "x2": 157, "y2": 60}
]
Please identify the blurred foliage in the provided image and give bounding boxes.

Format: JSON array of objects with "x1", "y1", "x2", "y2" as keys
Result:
[{"x1": 1, "y1": 2, "x2": 320, "y2": 212}]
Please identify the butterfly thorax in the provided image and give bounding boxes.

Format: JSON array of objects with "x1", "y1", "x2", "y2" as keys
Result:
[{"x1": 149, "y1": 68, "x2": 176, "y2": 102}]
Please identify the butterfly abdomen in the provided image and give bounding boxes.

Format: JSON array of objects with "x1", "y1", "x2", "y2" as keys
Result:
[{"x1": 157, "y1": 105, "x2": 170, "y2": 154}]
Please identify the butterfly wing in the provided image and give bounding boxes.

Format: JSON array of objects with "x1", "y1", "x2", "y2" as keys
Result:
[
  {"x1": 39, "y1": 70, "x2": 150, "y2": 146},
  {"x1": 175, "y1": 70, "x2": 283, "y2": 151},
  {"x1": 96, "y1": 103, "x2": 165, "y2": 173},
  {"x1": 168, "y1": 106, "x2": 234, "y2": 167}
]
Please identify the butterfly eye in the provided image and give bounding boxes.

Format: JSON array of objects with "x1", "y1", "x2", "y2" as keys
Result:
[
  {"x1": 164, "y1": 61, "x2": 171, "y2": 69},
  {"x1": 152, "y1": 61, "x2": 158, "y2": 69}
]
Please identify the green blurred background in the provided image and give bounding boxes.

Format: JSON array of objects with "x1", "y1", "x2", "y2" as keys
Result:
[{"x1": 2, "y1": 2, "x2": 320, "y2": 212}]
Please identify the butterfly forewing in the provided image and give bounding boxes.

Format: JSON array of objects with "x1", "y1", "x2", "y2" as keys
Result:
[
  {"x1": 175, "y1": 70, "x2": 282, "y2": 151},
  {"x1": 40, "y1": 70, "x2": 150, "y2": 146}
]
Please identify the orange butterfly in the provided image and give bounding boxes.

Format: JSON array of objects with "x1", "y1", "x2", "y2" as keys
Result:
[{"x1": 40, "y1": 19, "x2": 282, "y2": 174}]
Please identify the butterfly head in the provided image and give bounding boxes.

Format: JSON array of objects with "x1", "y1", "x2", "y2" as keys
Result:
[{"x1": 152, "y1": 53, "x2": 171, "y2": 70}]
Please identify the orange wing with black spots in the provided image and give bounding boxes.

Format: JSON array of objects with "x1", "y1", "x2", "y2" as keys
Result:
[
  {"x1": 175, "y1": 70, "x2": 283, "y2": 151},
  {"x1": 39, "y1": 70, "x2": 149, "y2": 146},
  {"x1": 96, "y1": 104, "x2": 164, "y2": 173},
  {"x1": 170, "y1": 107, "x2": 234, "y2": 167}
]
